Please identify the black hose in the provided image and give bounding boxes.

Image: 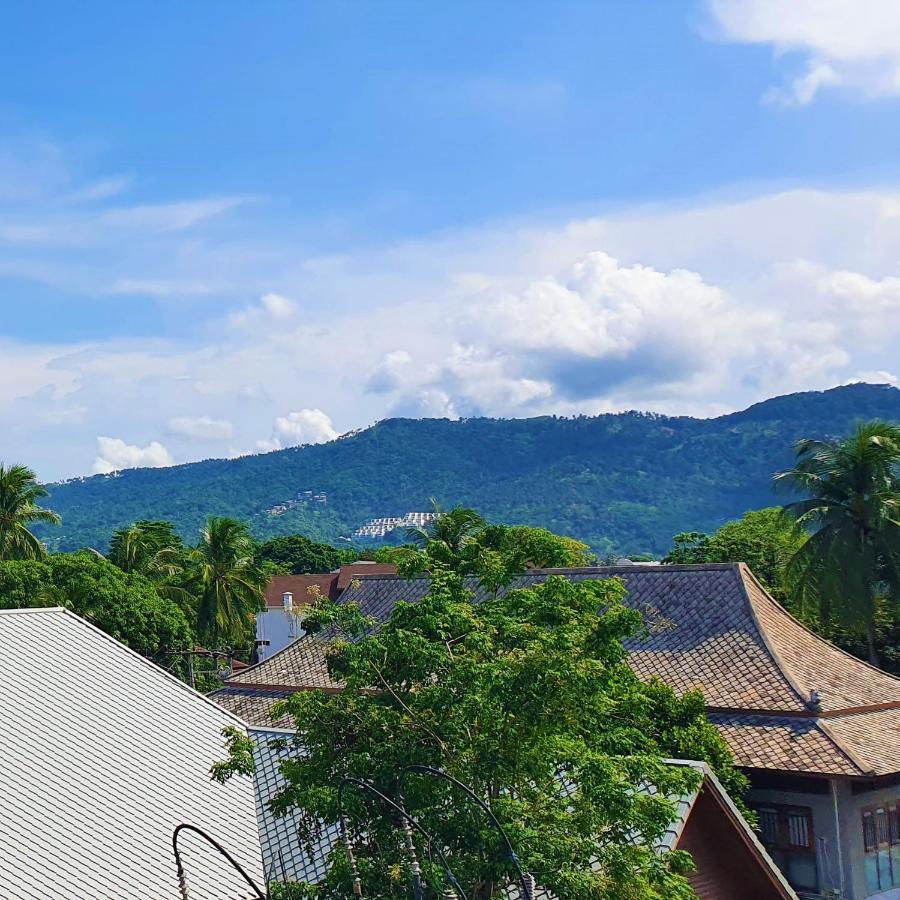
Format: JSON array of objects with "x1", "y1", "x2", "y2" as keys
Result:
[{"x1": 172, "y1": 822, "x2": 267, "y2": 900}]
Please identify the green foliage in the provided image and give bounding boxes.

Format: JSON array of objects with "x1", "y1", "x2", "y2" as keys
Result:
[
  {"x1": 0, "y1": 551, "x2": 193, "y2": 667},
  {"x1": 218, "y1": 540, "x2": 744, "y2": 898},
  {"x1": 664, "y1": 508, "x2": 805, "y2": 602},
  {"x1": 0, "y1": 463, "x2": 61, "y2": 559},
  {"x1": 476, "y1": 524, "x2": 596, "y2": 569},
  {"x1": 184, "y1": 516, "x2": 266, "y2": 647},
  {"x1": 108, "y1": 520, "x2": 186, "y2": 576},
  {"x1": 255, "y1": 534, "x2": 346, "y2": 574},
  {"x1": 776, "y1": 420, "x2": 900, "y2": 665},
  {"x1": 38, "y1": 384, "x2": 900, "y2": 557}
]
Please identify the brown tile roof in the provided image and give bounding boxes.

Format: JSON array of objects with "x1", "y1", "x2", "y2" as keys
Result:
[
  {"x1": 708, "y1": 713, "x2": 862, "y2": 777},
  {"x1": 335, "y1": 563, "x2": 397, "y2": 591},
  {"x1": 264, "y1": 574, "x2": 338, "y2": 608},
  {"x1": 216, "y1": 564, "x2": 900, "y2": 778}
]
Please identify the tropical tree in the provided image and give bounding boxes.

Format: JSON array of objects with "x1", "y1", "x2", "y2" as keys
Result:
[
  {"x1": 254, "y1": 533, "x2": 349, "y2": 575},
  {"x1": 664, "y1": 508, "x2": 806, "y2": 603},
  {"x1": 775, "y1": 421, "x2": 900, "y2": 665},
  {"x1": 184, "y1": 517, "x2": 266, "y2": 646},
  {"x1": 0, "y1": 463, "x2": 60, "y2": 560},
  {"x1": 0, "y1": 551, "x2": 193, "y2": 672},
  {"x1": 216, "y1": 539, "x2": 745, "y2": 898},
  {"x1": 108, "y1": 520, "x2": 185, "y2": 578},
  {"x1": 407, "y1": 502, "x2": 485, "y2": 554}
]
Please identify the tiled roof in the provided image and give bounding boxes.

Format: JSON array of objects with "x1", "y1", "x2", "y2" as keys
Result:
[
  {"x1": 709, "y1": 714, "x2": 862, "y2": 777},
  {"x1": 0, "y1": 607, "x2": 263, "y2": 900},
  {"x1": 335, "y1": 563, "x2": 397, "y2": 591},
  {"x1": 265, "y1": 574, "x2": 338, "y2": 608},
  {"x1": 216, "y1": 564, "x2": 900, "y2": 778},
  {"x1": 252, "y1": 729, "x2": 337, "y2": 885}
]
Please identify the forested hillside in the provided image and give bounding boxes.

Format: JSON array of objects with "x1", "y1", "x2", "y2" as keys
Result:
[{"x1": 37, "y1": 383, "x2": 900, "y2": 556}]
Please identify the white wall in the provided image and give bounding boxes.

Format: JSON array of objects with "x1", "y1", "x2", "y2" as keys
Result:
[{"x1": 256, "y1": 608, "x2": 304, "y2": 661}]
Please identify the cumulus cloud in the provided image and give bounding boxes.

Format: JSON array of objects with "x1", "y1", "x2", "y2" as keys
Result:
[
  {"x1": 257, "y1": 408, "x2": 339, "y2": 451},
  {"x1": 228, "y1": 292, "x2": 298, "y2": 329},
  {"x1": 708, "y1": 0, "x2": 900, "y2": 103},
  {"x1": 93, "y1": 437, "x2": 174, "y2": 474},
  {"x1": 167, "y1": 415, "x2": 234, "y2": 441}
]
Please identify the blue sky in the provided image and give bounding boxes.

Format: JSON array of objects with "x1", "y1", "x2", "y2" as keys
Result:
[{"x1": 2, "y1": 1, "x2": 900, "y2": 479}]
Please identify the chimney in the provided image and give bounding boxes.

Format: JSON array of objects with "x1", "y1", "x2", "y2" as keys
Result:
[{"x1": 282, "y1": 591, "x2": 293, "y2": 611}]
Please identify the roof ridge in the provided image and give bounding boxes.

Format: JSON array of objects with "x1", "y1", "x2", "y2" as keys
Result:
[
  {"x1": 738, "y1": 563, "x2": 900, "y2": 688},
  {"x1": 0, "y1": 605, "x2": 67, "y2": 616},
  {"x1": 816, "y1": 717, "x2": 874, "y2": 777},
  {"x1": 48, "y1": 607, "x2": 254, "y2": 730},
  {"x1": 734, "y1": 564, "x2": 809, "y2": 711},
  {"x1": 336, "y1": 562, "x2": 741, "y2": 584}
]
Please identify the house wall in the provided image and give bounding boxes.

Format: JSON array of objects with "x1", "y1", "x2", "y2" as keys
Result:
[
  {"x1": 834, "y1": 779, "x2": 900, "y2": 900},
  {"x1": 747, "y1": 783, "x2": 841, "y2": 896},
  {"x1": 256, "y1": 608, "x2": 304, "y2": 661},
  {"x1": 678, "y1": 789, "x2": 791, "y2": 899}
]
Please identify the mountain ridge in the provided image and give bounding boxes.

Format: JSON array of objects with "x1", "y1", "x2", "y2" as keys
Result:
[{"x1": 38, "y1": 382, "x2": 900, "y2": 555}]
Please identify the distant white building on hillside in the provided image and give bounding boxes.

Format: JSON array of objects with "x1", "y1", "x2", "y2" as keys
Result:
[{"x1": 352, "y1": 511, "x2": 437, "y2": 539}]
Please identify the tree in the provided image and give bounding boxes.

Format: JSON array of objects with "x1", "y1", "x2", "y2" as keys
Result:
[
  {"x1": 216, "y1": 544, "x2": 746, "y2": 898},
  {"x1": 0, "y1": 551, "x2": 193, "y2": 668},
  {"x1": 185, "y1": 517, "x2": 266, "y2": 646},
  {"x1": 475, "y1": 524, "x2": 595, "y2": 570},
  {"x1": 663, "y1": 509, "x2": 806, "y2": 602},
  {"x1": 775, "y1": 421, "x2": 900, "y2": 666},
  {"x1": 0, "y1": 463, "x2": 60, "y2": 559},
  {"x1": 255, "y1": 534, "x2": 347, "y2": 575},
  {"x1": 407, "y1": 503, "x2": 485, "y2": 555},
  {"x1": 108, "y1": 520, "x2": 185, "y2": 578}
]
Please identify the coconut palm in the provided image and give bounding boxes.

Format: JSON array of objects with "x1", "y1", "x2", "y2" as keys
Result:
[
  {"x1": 0, "y1": 463, "x2": 61, "y2": 560},
  {"x1": 775, "y1": 421, "x2": 900, "y2": 665},
  {"x1": 407, "y1": 501, "x2": 485, "y2": 554},
  {"x1": 108, "y1": 520, "x2": 185, "y2": 578},
  {"x1": 184, "y1": 516, "x2": 265, "y2": 646}
]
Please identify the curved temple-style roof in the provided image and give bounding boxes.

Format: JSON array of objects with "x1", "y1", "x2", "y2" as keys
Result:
[{"x1": 215, "y1": 564, "x2": 900, "y2": 778}]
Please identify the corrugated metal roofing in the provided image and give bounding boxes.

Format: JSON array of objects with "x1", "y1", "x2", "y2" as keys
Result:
[{"x1": 0, "y1": 607, "x2": 264, "y2": 899}]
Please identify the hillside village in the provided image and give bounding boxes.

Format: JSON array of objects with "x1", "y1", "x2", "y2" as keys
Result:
[{"x1": 0, "y1": 409, "x2": 899, "y2": 897}]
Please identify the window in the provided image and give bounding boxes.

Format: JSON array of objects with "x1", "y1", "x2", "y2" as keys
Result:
[
  {"x1": 862, "y1": 801, "x2": 900, "y2": 895},
  {"x1": 753, "y1": 804, "x2": 817, "y2": 892}
]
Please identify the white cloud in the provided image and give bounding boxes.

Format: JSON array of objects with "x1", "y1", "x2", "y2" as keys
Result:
[
  {"x1": 6, "y1": 159, "x2": 900, "y2": 479},
  {"x1": 257, "y1": 409, "x2": 339, "y2": 451},
  {"x1": 228, "y1": 293, "x2": 298, "y2": 329},
  {"x1": 93, "y1": 437, "x2": 174, "y2": 474},
  {"x1": 708, "y1": 0, "x2": 900, "y2": 103},
  {"x1": 167, "y1": 415, "x2": 234, "y2": 441}
]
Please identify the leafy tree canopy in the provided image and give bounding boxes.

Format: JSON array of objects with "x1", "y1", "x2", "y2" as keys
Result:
[
  {"x1": 0, "y1": 551, "x2": 193, "y2": 666},
  {"x1": 255, "y1": 533, "x2": 352, "y2": 575},
  {"x1": 663, "y1": 508, "x2": 805, "y2": 602},
  {"x1": 216, "y1": 532, "x2": 745, "y2": 898}
]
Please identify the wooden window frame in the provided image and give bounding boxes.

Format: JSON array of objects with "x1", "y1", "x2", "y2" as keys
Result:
[{"x1": 861, "y1": 800, "x2": 900, "y2": 893}]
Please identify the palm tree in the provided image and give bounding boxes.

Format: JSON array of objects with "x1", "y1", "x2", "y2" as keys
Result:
[
  {"x1": 108, "y1": 520, "x2": 185, "y2": 579},
  {"x1": 0, "y1": 463, "x2": 61, "y2": 560},
  {"x1": 184, "y1": 517, "x2": 266, "y2": 646},
  {"x1": 407, "y1": 501, "x2": 485, "y2": 554},
  {"x1": 775, "y1": 421, "x2": 900, "y2": 666}
]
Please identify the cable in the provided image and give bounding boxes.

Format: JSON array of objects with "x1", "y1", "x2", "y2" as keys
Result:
[
  {"x1": 172, "y1": 822, "x2": 267, "y2": 900},
  {"x1": 338, "y1": 777, "x2": 468, "y2": 900},
  {"x1": 402, "y1": 766, "x2": 533, "y2": 899}
]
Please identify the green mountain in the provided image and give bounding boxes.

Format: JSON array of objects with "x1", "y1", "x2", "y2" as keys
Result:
[{"x1": 38, "y1": 383, "x2": 900, "y2": 556}]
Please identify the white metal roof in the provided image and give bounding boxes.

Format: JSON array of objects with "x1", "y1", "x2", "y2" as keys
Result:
[{"x1": 0, "y1": 607, "x2": 264, "y2": 899}]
